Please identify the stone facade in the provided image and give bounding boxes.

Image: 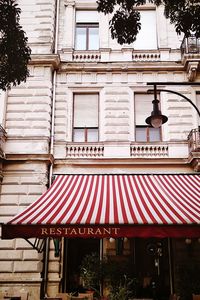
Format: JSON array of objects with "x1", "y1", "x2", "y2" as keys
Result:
[{"x1": 0, "y1": 0, "x2": 200, "y2": 299}]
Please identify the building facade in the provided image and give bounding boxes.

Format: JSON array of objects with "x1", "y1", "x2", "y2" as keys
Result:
[{"x1": 0, "y1": 0, "x2": 200, "y2": 299}]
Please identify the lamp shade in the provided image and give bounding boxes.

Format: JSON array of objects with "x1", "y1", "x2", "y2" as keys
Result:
[
  {"x1": 146, "y1": 98, "x2": 168, "y2": 128},
  {"x1": 146, "y1": 113, "x2": 168, "y2": 128}
]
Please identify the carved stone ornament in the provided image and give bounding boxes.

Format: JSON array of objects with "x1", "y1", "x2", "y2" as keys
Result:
[
  {"x1": 64, "y1": 0, "x2": 75, "y2": 6},
  {"x1": 187, "y1": 61, "x2": 199, "y2": 82}
]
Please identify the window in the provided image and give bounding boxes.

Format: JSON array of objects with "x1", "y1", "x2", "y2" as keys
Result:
[
  {"x1": 73, "y1": 94, "x2": 99, "y2": 142},
  {"x1": 75, "y1": 11, "x2": 99, "y2": 50},
  {"x1": 135, "y1": 94, "x2": 161, "y2": 142},
  {"x1": 133, "y1": 10, "x2": 157, "y2": 50}
]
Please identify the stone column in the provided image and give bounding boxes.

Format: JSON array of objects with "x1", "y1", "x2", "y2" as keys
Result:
[{"x1": 63, "y1": 0, "x2": 75, "y2": 50}]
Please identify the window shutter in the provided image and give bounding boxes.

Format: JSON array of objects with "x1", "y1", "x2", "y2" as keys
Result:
[
  {"x1": 135, "y1": 94, "x2": 154, "y2": 125},
  {"x1": 74, "y1": 94, "x2": 98, "y2": 127},
  {"x1": 76, "y1": 11, "x2": 99, "y2": 23},
  {"x1": 134, "y1": 10, "x2": 157, "y2": 50}
]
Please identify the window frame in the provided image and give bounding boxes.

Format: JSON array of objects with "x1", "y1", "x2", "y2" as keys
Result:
[
  {"x1": 75, "y1": 23, "x2": 99, "y2": 50},
  {"x1": 135, "y1": 125, "x2": 162, "y2": 142}
]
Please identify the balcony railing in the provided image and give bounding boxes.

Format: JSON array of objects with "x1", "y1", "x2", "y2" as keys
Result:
[
  {"x1": 181, "y1": 35, "x2": 200, "y2": 55},
  {"x1": 130, "y1": 144, "x2": 169, "y2": 158},
  {"x1": 66, "y1": 143, "x2": 104, "y2": 158},
  {"x1": 66, "y1": 142, "x2": 169, "y2": 159},
  {"x1": 188, "y1": 128, "x2": 200, "y2": 153}
]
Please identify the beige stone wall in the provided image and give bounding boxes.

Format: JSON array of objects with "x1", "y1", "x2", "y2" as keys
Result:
[
  {"x1": 4, "y1": 65, "x2": 53, "y2": 155},
  {"x1": 17, "y1": 0, "x2": 56, "y2": 54},
  {"x1": 0, "y1": 162, "x2": 49, "y2": 299},
  {"x1": 0, "y1": 0, "x2": 199, "y2": 299}
]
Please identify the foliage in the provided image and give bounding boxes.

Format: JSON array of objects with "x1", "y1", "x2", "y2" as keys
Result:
[
  {"x1": 108, "y1": 276, "x2": 137, "y2": 300},
  {"x1": 96, "y1": 0, "x2": 200, "y2": 44},
  {"x1": 80, "y1": 252, "x2": 102, "y2": 293},
  {"x1": 103, "y1": 258, "x2": 138, "y2": 300},
  {"x1": 175, "y1": 262, "x2": 200, "y2": 300},
  {"x1": 80, "y1": 253, "x2": 138, "y2": 299},
  {"x1": 0, "y1": 0, "x2": 31, "y2": 90}
]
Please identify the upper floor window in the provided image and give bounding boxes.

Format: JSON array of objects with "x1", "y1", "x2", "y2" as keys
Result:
[
  {"x1": 135, "y1": 93, "x2": 161, "y2": 142},
  {"x1": 134, "y1": 10, "x2": 157, "y2": 50},
  {"x1": 73, "y1": 94, "x2": 99, "y2": 142},
  {"x1": 75, "y1": 11, "x2": 99, "y2": 50}
]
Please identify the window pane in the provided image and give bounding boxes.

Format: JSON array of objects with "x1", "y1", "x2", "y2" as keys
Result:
[
  {"x1": 89, "y1": 27, "x2": 99, "y2": 50},
  {"x1": 149, "y1": 128, "x2": 161, "y2": 142},
  {"x1": 87, "y1": 128, "x2": 98, "y2": 142},
  {"x1": 135, "y1": 127, "x2": 147, "y2": 142},
  {"x1": 75, "y1": 27, "x2": 86, "y2": 50},
  {"x1": 73, "y1": 128, "x2": 85, "y2": 142}
]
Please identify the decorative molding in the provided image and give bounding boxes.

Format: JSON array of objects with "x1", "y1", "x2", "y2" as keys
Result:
[
  {"x1": 187, "y1": 61, "x2": 199, "y2": 81},
  {"x1": 73, "y1": 51, "x2": 101, "y2": 62},
  {"x1": 66, "y1": 144, "x2": 104, "y2": 158},
  {"x1": 6, "y1": 154, "x2": 54, "y2": 164},
  {"x1": 29, "y1": 54, "x2": 60, "y2": 69},
  {"x1": 130, "y1": 144, "x2": 169, "y2": 157},
  {"x1": 64, "y1": 0, "x2": 75, "y2": 7}
]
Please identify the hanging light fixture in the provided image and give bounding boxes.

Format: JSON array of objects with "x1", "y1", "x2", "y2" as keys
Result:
[{"x1": 145, "y1": 85, "x2": 168, "y2": 128}]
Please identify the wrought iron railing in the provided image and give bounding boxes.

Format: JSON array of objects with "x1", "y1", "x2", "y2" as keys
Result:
[
  {"x1": 181, "y1": 35, "x2": 200, "y2": 55},
  {"x1": 188, "y1": 128, "x2": 200, "y2": 153}
]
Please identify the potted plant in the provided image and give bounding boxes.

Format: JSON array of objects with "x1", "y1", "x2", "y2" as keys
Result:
[
  {"x1": 175, "y1": 262, "x2": 200, "y2": 300},
  {"x1": 80, "y1": 252, "x2": 103, "y2": 298}
]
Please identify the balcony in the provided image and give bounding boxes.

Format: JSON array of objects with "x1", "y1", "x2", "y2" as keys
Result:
[
  {"x1": 187, "y1": 128, "x2": 200, "y2": 171},
  {"x1": 188, "y1": 128, "x2": 200, "y2": 153},
  {"x1": 66, "y1": 142, "x2": 169, "y2": 159},
  {"x1": 181, "y1": 35, "x2": 200, "y2": 55},
  {"x1": 181, "y1": 35, "x2": 200, "y2": 81}
]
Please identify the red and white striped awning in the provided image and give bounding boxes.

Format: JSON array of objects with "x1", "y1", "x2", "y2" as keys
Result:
[{"x1": 2, "y1": 174, "x2": 200, "y2": 239}]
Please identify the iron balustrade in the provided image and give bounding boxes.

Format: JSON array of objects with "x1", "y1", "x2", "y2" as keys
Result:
[
  {"x1": 188, "y1": 128, "x2": 200, "y2": 153},
  {"x1": 181, "y1": 35, "x2": 200, "y2": 55}
]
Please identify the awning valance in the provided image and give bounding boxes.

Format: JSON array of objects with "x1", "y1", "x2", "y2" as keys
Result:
[{"x1": 1, "y1": 174, "x2": 200, "y2": 239}]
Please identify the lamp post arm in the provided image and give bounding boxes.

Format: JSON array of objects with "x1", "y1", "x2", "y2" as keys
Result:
[{"x1": 147, "y1": 88, "x2": 200, "y2": 119}]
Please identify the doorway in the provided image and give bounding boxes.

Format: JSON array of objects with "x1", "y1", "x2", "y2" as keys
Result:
[
  {"x1": 133, "y1": 238, "x2": 171, "y2": 300},
  {"x1": 63, "y1": 238, "x2": 100, "y2": 293}
]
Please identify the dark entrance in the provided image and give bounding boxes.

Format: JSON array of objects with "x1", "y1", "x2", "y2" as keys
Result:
[
  {"x1": 62, "y1": 237, "x2": 171, "y2": 298},
  {"x1": 63, "y1": 238, "x2": 100, "y2": 293},
  {"x1": 133, "y1": 238, "x2": 171, "y2": 300}
]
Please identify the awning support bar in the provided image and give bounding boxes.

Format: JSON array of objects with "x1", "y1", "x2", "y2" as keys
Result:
[{"x1": 25, "y1": 238, "x2": 46, "y2": 253}]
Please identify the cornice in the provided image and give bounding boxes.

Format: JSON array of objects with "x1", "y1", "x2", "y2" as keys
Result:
[
  {"x1": 59, "y1": 61, "x2": 184, "y2": 73},
  {"x1": 55, "y1": 157, "x2": 188, "y2": 166},
  {"x1": 6, "y1": 154, "x2": 54, "y2": 164},
  {"x1": 29, "y1": 54, "x2": 60, "y2": 69}
]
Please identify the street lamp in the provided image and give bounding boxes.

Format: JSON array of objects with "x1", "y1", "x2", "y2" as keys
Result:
[{"x1": 145, "y1": 82, "x2": 200, "y2": 128}]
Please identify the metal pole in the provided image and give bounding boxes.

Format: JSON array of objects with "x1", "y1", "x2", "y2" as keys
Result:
[
  {"x1": 147, "y1": 88, "x2": 200, "y2": 118},
  {"x1": 100, "y1": 239, "x2": 103, "y2": 296},
  {"x1": 167, "y1": 238, "x2": 174, "y2": 295}
]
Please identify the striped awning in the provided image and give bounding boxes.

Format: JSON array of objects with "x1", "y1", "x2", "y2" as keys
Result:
[{"x1": 1, "y1": 174, "x2": 200, "y2": 239}]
